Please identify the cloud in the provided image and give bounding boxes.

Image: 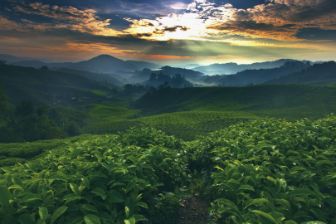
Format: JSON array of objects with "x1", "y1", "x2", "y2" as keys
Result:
[
  {"x1": 127, "y1": 0, "x2": 336, "y2": 41},
  {"x1": 14, "y1": 2, "x2": 122, "y2": 36},
  {"x1": 296, "y1": 28, "x2": 336, "y2": 40},
  {"x1": 1, "y1": 0, "x2": 336, "y2": 62}
]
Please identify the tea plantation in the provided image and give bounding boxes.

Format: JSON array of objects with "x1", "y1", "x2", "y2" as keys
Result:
[{"x1": 0, "y1": 116, "x2": 336, "y2": 224}]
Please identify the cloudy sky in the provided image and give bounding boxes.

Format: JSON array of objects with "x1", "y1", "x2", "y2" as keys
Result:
[{"x1": 0, "y1": 0, "x2": 335, "y2": 64}]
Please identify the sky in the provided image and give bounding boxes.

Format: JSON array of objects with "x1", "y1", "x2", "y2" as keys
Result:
[{"x1": 0, "y1": 0, "x2": 336, "y2": 65}]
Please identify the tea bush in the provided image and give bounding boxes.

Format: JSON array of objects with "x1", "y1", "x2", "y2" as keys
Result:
[
  {"x1": 0, "y1": 129, "x2": 187, "y2": 224},
  {"x1": 188, "y1": 116, "x2": 336, "y2": 223},
  {"x1": 1, "y1": 117, "x2": 336, "y2": 224}
]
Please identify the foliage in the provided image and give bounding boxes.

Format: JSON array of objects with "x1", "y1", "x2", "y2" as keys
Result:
[
  {"x1": 0, "y1": 129, "x2": 187, "y2": 224},
  {"x1": 0, "y1": 116, "x2": 336, "y2": 223},
  {"x1": 187, "y1": 116, "x2": 336, "y2": 223},
  {"x1": 0, "y1": 101, "x2": 84, "y2": 142}
]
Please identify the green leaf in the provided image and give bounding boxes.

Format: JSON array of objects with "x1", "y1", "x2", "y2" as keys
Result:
[
  {"x1": 251, "y1": 210, "x2": 278, "y2": 224},
  {"x1": 92, "y1": 188, "x2": 107, "y2": 200},
  {"x1": 69, "y1": 183, "x2": 79, "y2": 194},
  {"x1": 124, "y1": 217, "x2": 136, "y2": 224},
  {"x1": 50, "y1": 206, "x2": 68, "y2": 224},
  {"x1": 38, "y1": 207, "x2": 49, "y2": 221},
  {"x1": 246, "y1": 198, "x2": 270, "y2": 208},
  {"x1": 84, "y1": 214, "x2": 101, "y2": 224},
  {"x1": 302, "y1": 222, "x2": 327, "y2": 224}
]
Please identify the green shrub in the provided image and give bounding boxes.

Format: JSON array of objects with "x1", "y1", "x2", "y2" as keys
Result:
[{"x1": 0, "y1": 130, "x2": 187, "y2": 224}]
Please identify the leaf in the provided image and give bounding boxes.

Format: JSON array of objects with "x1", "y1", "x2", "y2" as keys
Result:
[
  {"x1": 251, "y1": 210, "x2": 279, "y2": 224},
  {"x1": 38, "y1": 207, "x2": 49, "y2": 221},
  {"x1": 84, "y1": 214, "x2": 101, "y2": 224},
  {"x1": 302, "y1": 222, "x2": 327, "y2": 224},
  {"x1": 63, "y1": 194, "x2": 82, "y2": 204},
  {"x1": 246, "y1": 198, "x2": 270, "y2": 208},
  {"x1": 69, "y1": 183, "x2": 79, "y2": 194},
  {"x1": 125, "y1": 206, "x2": 130, "y2": 217},
  {"x1": 50, "y1": 206, "x2": 68, "y2": 224},
  {"x1": 91, "y1": 188, "x2": 107, "y2": 200},
  {"x1": 124, "y1": 217, "x2": 136, "y2": 224},
  {"x1": 8, "y1": 184, "x2": 24, "y2": 191}
]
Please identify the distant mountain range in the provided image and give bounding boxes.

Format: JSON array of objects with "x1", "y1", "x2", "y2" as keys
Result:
[
  {"x1": 268, "y1": 61, "x2": 336, "y2": 85},
  {"x1": 1, "y1": 53, "x2": 335, "y2": 88},
  {"x1": 202, "y1": 61, "x2": 311, "y2": 86},
  {"x1": 132, "y1": 66, "x2": 204, "y2": 84},
  {"x1": 144, "y1": 73, "x2": 193, "y2": 88},
  {"x1": 193, "y1": 59, "x2": 298, "y2": 75}
]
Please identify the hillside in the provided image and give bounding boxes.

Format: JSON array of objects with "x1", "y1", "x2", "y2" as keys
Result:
[
  {"x1": 0, "y1": 63, "x2": 117, "y2": 106},
  {"x1": 144, "y1": 73, "x2": 193, "y2": 88},
  {"x1": 9, "y1": 54, "x2": 159, "y2": 75},
  {"x1": 134, "y1": 85, "x2": 336, "y2": 118},
  {"x1": 268, "y1": 61, "x2": 336, "y2": 85},
  {"x1": 193, "y1": 59, "x2": 296, "y2": 75},
  {"x1": 131, "y1": 66, "x2": 204, "y2": 84},
  {"x1": 202, "y1": 61, "x2": 310, "y2": 86}
]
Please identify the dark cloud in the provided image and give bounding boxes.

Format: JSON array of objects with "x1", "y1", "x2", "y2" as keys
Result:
[
  {"x1": 289, "y1": 0, "x2": 336, "y2": 21},
  {"x1": 296, "y1": 28, "x2": 336, "y2": 40}
]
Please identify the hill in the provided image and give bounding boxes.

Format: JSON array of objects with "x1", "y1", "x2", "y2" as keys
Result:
[
  {"x1": 134, "y1": 85, "x2": 336, "y2": 118},
  {"x1": 131, "y1": 66, "x2": 204, "y2": 84},
  {"x1": 268, "y1": 61, "x2": 336, "y2": 85},
  {"x1": 0, "y1": 63, "x2": 117, "y2": 106},
  {"x1": 193, "y1": 59, "x2": 297, "y2": 75},
  {"x1": 144, "y1": 73, "x2": 193, "y2": 88},
  {"x1": 10, "y1": 54, "x2": 159, "y2": 74},
  {"x1": 202, "y1": 61, "x2": 310, "y2": 86}
]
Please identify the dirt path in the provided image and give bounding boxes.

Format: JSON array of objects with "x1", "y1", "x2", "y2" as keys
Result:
[{"x1": 178, "y1": 197, "x2": 209, "y2": 224}]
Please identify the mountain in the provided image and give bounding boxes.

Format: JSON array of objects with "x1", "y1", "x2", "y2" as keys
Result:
[
  {"x1": 194, "y1": 59, "x2": 298, "y2": 75},
  {"x1": 132, "y1": 66, "x2": 205, "y2": 84},
  {"x1": 267, "y1": 61, "x2": 336, "y2": 85},
  {"x1": 5, "y1": 54, "x2": 160, "y2": 83},
  {"x1": 202, "y1": 61, "x2": 310, "y2": 86},
  {"x1": 144, "y1": 73, "x2": 193, "y2": 88},
  {"x1": 12, "y1": 60, "x2": 48, "y2": 68},
  {"x1": 0, "y1": 54, "x2": 29, "y2": 63},
  {"x1": 56, "y1": 68, "x2": 123, "y2": 87},
  {"x1": 0, "y1": 63, "x2": 117, "y2": 106}
]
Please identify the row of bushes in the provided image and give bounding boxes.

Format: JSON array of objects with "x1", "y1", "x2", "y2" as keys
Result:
[{"x1": 0, "y1": 116, "x2": 336, "y2": 223}]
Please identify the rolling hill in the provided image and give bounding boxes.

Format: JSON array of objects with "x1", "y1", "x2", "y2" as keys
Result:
[
  {"x1": 0, "y1": 63, "x2": 118, "y2": 106},
  {"x1": 202, "y1": 61, "x2": 310, "y2": 86},
  {"x1": 193, "y1": 59, "x2": 297, "y2": 75},
  {"x1": 134, "y1": 85, "x2": 336, "y2": 118},
  {"x1": 268, "y1": 61, "x2": 336, "y2": 85},
  {"x1": 3, "y1": 54, "x2": 160, "y2": 84}
]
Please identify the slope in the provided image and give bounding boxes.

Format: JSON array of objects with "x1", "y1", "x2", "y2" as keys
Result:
[{"x1": 134, "y1": 85, "x2": 336, "y2": 118}]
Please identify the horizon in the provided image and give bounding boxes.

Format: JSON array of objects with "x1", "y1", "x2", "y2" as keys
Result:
[
  {"x1": 1, "y1": 52, "x2": 335, "y2": 68},
  {"x1": 0, "y1": 0, "x2": 336, "y2": 65}
]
